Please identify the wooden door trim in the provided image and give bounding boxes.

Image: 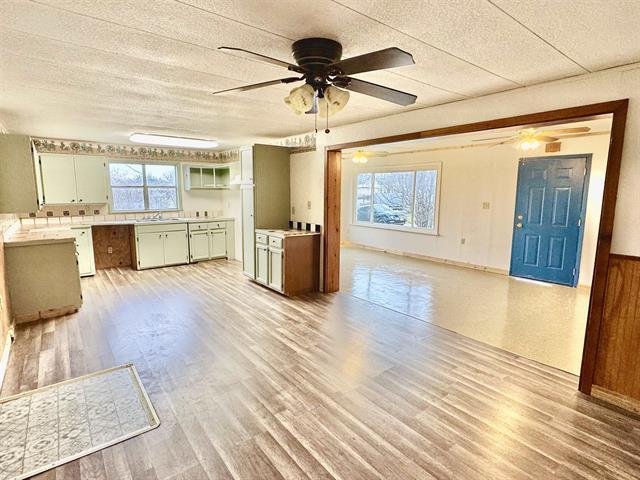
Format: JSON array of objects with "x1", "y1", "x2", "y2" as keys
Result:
[{"x1": 323, "y1": 99, "x2": 629, "y2": 396}]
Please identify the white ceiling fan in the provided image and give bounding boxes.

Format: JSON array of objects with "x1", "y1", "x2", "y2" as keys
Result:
[{"x1": 473, "y1": 126, "x2": 592, "y2": 150}]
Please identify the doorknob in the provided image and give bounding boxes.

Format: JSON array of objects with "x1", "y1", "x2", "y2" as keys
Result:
[{"x1": 515, "y1": 222, "x2": 523, "y2": 229}]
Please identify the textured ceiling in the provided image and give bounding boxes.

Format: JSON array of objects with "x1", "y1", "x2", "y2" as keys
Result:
[{"x1": 0, "y1": 0, "x2": 638, "y2": 148}]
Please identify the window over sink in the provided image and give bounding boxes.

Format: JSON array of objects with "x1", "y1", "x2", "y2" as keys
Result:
[
  {"x1": 108, "y1": 162, "x2": 179, "y2": 212},
  {"x1": 354, "y1": 164, "x2": 441, "y2": 235}
]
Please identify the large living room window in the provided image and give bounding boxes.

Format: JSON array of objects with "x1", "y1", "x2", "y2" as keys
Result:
[
  {"x1": 108, "y1": 162, "x2": 179, "y2": 212},
  {"x1": 354, "y1": 164, "x2": 440, "y2": 234}
]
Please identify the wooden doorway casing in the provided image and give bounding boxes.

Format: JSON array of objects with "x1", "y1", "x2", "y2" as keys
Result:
[{"x1": 323, "y1": 100, "x2": 629, "y2": 395}]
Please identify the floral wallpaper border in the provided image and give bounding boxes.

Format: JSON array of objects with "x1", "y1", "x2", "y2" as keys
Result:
[
  {"x1": 32, "y1": 138, "x2": 239, "y2": 163},
  {"x1": 276, "y1": 132, "x2": 316, "y2": 153}
]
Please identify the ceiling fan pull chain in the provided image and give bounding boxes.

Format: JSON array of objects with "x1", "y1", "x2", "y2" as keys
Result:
[
  {"x1": 325, "y1": 102, "x2": 330, "y2": 134},
  {"x1": 314, "y1": 108, "x2": 318, "y2": 133}
]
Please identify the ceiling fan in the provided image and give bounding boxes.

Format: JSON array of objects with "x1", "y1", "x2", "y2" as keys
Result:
[
  {"x1": 473, "y1": 127, "x2": 591, "y2": 150},
  {"x1": 343, "y1": 150, "x2": 390, "y2": 163},
  {"x1": 212, "y1": 38, "x2": 417, "y2": 123}
]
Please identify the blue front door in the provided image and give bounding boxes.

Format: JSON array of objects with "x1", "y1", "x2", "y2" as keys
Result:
[{"x1": 510, "y1": 154, "x2": 590, "y2": 287}]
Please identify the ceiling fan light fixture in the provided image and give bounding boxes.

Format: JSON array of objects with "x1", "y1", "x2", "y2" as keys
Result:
[
  {"x1": 318, "y1": 86, "x2": 350, "y2": 117},
  {"x1": 284, "y1": 84, "x2": 315, "y2": 114},
  {"x1": 129, "y1": 133, "x2": 218, "y2": 149},
  {"x1": 515, "y1": 138, "x2": 540, "y2": 151},
  {"x1": 352, "y1": 151, "x2": 368, "y2": 164}
]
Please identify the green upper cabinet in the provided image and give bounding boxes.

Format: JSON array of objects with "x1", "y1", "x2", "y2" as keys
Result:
[
  {"x1": 0, "y1": 134, "x2": 44, "y2": 213},
  {"x1": 183, "y1": 164, "x2": 231, "y2": 190},
  {"x1": 40, "y1": 154, "x2": 108, "y2": 205}
]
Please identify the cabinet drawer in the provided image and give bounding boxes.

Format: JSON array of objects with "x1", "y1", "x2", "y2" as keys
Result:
[
  {"x1": 189, "y1": 222, "x2": 209, "y2": 231},
  {"x1": 256, "y1": 233, "x2": 268, "y2": 245},
  {"x1": 136, "y1": 223, "x2": 187, "y2": 234},
  {"x1": 268, "y1": 236, "x2": 283, "y2": 249},
  {"x1": 208, "y1": 222, "x2": 226, "y2": 229}
]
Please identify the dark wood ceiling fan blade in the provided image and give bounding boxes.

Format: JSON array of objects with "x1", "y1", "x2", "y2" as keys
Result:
[
  {"x1": 218, "y1": 47, "x2": 305, "y2": 73},
  {"x1": 339, "y1": 77, "x2": 417, "y2": 106},
  {"x1": 211, "y1": 77, "x2": 302, "y2": 95},
  {"x1": 330, "y1": 47, "x2": 415, "y2": 75}
]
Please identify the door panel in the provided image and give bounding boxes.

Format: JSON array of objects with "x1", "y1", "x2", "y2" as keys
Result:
[
  {"x1": 209, "y1": 230, "x2": 226, "y2": 258},
  {"x1": 268, "y1": 248, "x2": 283, "y2": 292},
  {"x1": 256, "y1": 245, "x2": 268, "y2": 284},
  {"x1": 75, "y1": 156, "x2": 108, "y2": 204},
  {"x1": 510, "y1": 155, "x2": 589, "y2": 286},
  {"x1": 40, "y1": 154, "x2": 77, "y2": 204},
  {"x1": 73, "y1": 228, "x2": 95, "y2": 276},
  {"x1": 190, "y1": 231, "x2": 210, "y2": 262},
  {"x1": 241, "y1": 186, "x2": 255, "y2": 277},
  {"x1": 138, "y1": 232, "x2": 165, "y2": 269},
  {"x1": 164, "y1": 231, "x2": 189, "y2": 265}
]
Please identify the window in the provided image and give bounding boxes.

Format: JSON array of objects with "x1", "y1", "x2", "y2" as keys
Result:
[
  {"x1": 354, "y1": 165, "x2": 440, "y2": 234},
  {"x1": 109, "y1": 162, "x2": 178, "y2": 212}
]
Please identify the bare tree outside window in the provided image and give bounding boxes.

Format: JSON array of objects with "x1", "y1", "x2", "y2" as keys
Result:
[
  {"x1": 109, "y1": 163, "x2": 178, "y2": 211},
  {"x1": 355, "y1": 167, "x2": 439, "y2": 232}
]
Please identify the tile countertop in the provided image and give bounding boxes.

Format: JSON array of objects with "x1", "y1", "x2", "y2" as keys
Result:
[
  {"x1": 4, "y1": 217, "x2": 235, "y2": 247},
  {"x1": 255, "y1": 228, "x2": 321, "y2": 239}
]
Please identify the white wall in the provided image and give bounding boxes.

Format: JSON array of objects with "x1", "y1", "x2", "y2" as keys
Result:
[
  {"x1": 291, "y1": 63, "x2": 640, "y2": 259},
  {"x1": 341, "y1": 134, "x2": 609, "y2": 286},
  {"x1": 290, "y1": 150, "x2": 324, "y2": 225}
]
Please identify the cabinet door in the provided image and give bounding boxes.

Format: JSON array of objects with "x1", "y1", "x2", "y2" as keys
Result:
[
  {"x1": 40, "y1": 154, "x2": 77, "y2": 204},
  {"x1": 241, "y1": 186, "x2": 255, "y2": 277},
  {"x1": 268, "y1": 248, "x2": 283, "y2": 292},
  {"x1": 74, "y1": 156, "x2": 108, "y2": 204},
  {"x1": 209, "y1": 230, "x2": 226, "y2": 258},
  {"x1": 73, "y1": 228, "x2": 95, "y2": 276},
  {"x1": 255, "y1": 245, "x2": 268, "y2": 284},
  {"x1": 189, "y1": 231, "x2": 210, "y2": 262},
  {"x1": 164, "y1": 230, "x2": 189, "y2": 266},
  {"x1": 137, "y1": 232, "x2": 165, "y2": 269}
]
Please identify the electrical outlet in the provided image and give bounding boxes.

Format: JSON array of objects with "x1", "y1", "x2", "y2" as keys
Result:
[
  {"x1": 307, "y1": 200, "x2": 312, "y2": 210},
  {"x1": 482, "y1": 202, "x2": 490, "y2": 210},
  {"x1": 107, "y1": 246, "x2": 113, "y2": 254},
  {"x1": 460, "y1": 238, "x2": 466, "y2": 245}
]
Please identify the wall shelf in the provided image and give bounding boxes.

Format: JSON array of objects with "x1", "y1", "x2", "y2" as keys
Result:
[{"x1": 183, "y1": 164, "x2": 231, "y2": 190}]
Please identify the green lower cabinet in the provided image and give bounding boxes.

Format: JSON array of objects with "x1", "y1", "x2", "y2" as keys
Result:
[
  {"x1": 268, "y1": 248, "x2": 284, "y2": 292},
  {"x1": 135, "y1": 224, "x2": 189, "y2": 270},
  {"x1": 164, "y1": 230, "x2": 189, "y2": 265},
  {"x1": 187, "y1": 222, "x2": 228, "y2": 263},
  {"x1": 255, "y1": 245, "x2": 269, "y2": 284},
  {"x1": 72, "y1": 227, "x2": 95, "y2": 276},
  {"x1": 190, "y1": 231, "x2": 210, "y2": 262},
  {"x1": 209, "y1": 230, "x2": 226, "y2": 258}
]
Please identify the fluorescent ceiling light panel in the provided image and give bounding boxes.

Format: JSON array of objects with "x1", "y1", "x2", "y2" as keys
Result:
[{"x1": 129, "y1": 133, "x2": 218, "y2": 149}]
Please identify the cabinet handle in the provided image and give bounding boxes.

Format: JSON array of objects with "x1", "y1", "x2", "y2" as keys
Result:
[
  {"x1": 159, "y1": 234, "x2": 162, "y2": 238},
  {"x1": 79, "y1": 199, "x2": 83, "y2": 202},
  {"x1": 71, "y1": 199, "x2": 75, "y2": 202}
]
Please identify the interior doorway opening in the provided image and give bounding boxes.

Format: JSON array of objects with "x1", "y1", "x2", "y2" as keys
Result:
[{"x1": 323, "y1": 101, "x2": 628, "y2": 394}]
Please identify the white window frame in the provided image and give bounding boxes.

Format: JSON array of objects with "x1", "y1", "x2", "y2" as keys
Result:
[
  {"x1": 107, "y1": 160, "x2": 181, "y2": 213},
  {"x1": 352, "y1": 162, "x2": 441, "y2": 235}
]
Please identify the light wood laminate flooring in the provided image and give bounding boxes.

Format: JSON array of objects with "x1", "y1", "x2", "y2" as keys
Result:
[{"x1": 2, "y1": 260, "x2": 639, "y2": 480}]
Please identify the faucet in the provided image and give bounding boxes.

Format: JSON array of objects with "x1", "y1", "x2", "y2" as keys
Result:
[{"x1": 152, "y1": 211, "x2": 163, "y2": 220}]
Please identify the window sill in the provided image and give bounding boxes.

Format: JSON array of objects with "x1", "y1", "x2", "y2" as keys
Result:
[{"x1": 350, "y1": 222, "x2": 439, "y2": 236}]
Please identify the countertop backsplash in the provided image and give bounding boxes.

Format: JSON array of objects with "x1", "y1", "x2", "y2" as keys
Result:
[{"x1": 19, "y1": 208, "x2": 225, "y2": 227}]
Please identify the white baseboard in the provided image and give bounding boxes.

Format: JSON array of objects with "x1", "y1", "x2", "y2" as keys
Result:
[
  {"x1": 342, "y1": 241, "x2": 593, "y2": 288},
  {"x1": 0, "y1": 327, "x2": 14, "y2": 391},
  {"x1": 342, "y1": 241, "x2": 509, "y2": 275}
]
